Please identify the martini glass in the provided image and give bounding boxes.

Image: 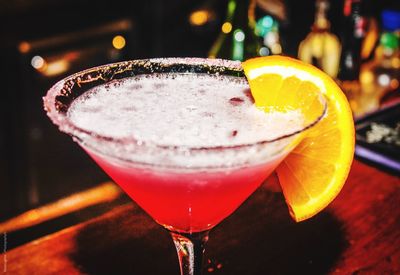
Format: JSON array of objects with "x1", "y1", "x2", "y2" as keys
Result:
[{"x1": 43, "y1": 58, "x2": 326, "y2": 275}]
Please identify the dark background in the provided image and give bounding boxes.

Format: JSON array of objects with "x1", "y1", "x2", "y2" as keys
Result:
[{"x1": 0, "y1": 0, "x2": 398, "y2": 221}]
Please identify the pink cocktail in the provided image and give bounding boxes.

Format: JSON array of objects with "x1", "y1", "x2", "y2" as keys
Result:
[
  {"x1": 88, "y1": 149, "x2": 285, "y2": 232},
  {"x1": 44, "y1": 58, "x2": 325, "y2": 275}
]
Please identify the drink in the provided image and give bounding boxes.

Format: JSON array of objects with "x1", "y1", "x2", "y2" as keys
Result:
[
  {"x1": 44, "y1": 58, "x2": 328, "y2": 275},
  {"x1": 67, "y1": 72, "x2": 304, "y2": 232}
]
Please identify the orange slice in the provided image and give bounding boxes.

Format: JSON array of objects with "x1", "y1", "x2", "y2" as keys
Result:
[{"x1": 242, "y1": 56, "x2": 355, "y2": 222}]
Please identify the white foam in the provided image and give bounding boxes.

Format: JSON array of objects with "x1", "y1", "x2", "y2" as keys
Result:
[
  {"x1": 66, "y1": 73, "x2": 305, "y2": 169},
  {"x1": 68, "y1": 73, "x2": 303, "y2": 147}
]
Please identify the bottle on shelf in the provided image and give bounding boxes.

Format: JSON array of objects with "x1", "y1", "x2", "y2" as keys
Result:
[
  {"x1": 208, "y1": 0, "x2": 263, "y2": 61},
  {"x1": 335, "y1": 0, "x2": 367, "y2": 116},
  {"x1": 298, "y1": 0, "x2": 341, "y2": 78},
  {"x1": 358, "y1": 10, "x2": 400, "y2": 116},
  {"x1": 337, "y1": 0, "x2": 366, "y2": 81}
]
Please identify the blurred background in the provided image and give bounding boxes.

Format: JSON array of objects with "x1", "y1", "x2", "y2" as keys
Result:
[{"x1": 0, "y1": 0, "x2": 399, "y2": 248}]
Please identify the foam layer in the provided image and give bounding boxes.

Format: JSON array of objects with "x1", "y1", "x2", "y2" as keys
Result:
[
  {"x1": 65, "y1": 73, "x2": 305, "y2": 169},
  {"x1": 68, "y1": 73, "x2": 303, "y2": 148}
]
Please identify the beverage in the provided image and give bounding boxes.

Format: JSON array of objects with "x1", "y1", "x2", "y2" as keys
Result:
[
  {"x1": 44, "y1": 57, "x2": 330, "y2": 275},
  {"x1": 67, "y1": 73, "x2": 304, "y2": 232}
]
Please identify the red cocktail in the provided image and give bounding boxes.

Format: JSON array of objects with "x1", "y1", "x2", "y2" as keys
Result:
[{"x1": 44, "y1": 58, "x2": 326, "y2": 274}]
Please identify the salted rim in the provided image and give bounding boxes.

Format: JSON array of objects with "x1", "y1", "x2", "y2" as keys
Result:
[{"x1": 43, "y1": 57, "x2": 327, "y2": 153}]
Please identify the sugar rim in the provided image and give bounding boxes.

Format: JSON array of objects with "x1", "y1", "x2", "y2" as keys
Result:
[{"x1": 43, "y1": 57, "x2": 326, "y2": 156}]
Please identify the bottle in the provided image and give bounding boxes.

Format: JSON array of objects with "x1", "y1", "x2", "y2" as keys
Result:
[
  {"x1": 208, "y1": 0, "x2": 262, "y2": 61},
  {"x1": 337, "y1": 0, "x2": 366, "y2": 81},
  {"x1": 298, "y1": 0, "x2": 341, "y2": 78},
  {"x1": 336, "y1": 0, "x2": 366, "y2": 116},
  {"x1": 358, "y1": 10, "x2": 400, "y2": 116}
]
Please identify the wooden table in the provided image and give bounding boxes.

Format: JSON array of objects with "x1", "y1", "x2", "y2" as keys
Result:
[{"x1": 2, "y1": 160, "x2": 399, "y2": 274}]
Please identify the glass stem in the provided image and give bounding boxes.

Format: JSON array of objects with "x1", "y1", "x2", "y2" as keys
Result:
[{"x1": 170, "y1": 230, "x2": 209, "y2": 275}]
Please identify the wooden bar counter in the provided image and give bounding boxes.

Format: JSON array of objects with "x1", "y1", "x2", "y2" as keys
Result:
[{"x1": 1, "y1": 160, "x2": 399, "y2": 274}]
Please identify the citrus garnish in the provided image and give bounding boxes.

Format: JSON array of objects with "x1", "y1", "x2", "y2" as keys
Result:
[{"x1": 242, "y1": 56, "x2": 355, "y2": 222}]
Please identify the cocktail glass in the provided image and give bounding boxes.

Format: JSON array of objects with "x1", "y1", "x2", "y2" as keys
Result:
[{"x1": 43, "y1": 58, "x2": 326, "y2": 275}]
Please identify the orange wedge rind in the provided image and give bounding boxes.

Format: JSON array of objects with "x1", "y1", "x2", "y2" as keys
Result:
[{"x1": 242, "y1": 56, "x2": 355, "y2": 222}]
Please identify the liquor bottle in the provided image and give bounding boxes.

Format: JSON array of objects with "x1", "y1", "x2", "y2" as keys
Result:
[
  {"x1": 358, "y1": 10, "x2": 400, "y2": 116},
  {"x1": 298, "y1": 0, "x2": 341, "y2": 78},
  {"x1": 337, "y1": 0, "x2": 366, "y2": 81},
  {"x1": 208, "y1": 0, "x2": 262, "y2": 61}
]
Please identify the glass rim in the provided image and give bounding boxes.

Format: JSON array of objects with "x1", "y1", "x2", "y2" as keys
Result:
[{"x1": 43, "y1": 57, "x2": 327, "y2": 154}]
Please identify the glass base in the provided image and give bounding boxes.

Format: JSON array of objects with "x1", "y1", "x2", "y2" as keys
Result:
[{"x1": 170, "y1": 230, "x2": 210, "y2": 275}]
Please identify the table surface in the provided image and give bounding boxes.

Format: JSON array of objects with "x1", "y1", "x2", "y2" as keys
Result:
[{"x1": 2, "y1": 160, "x2": 400, "y2": 274}]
